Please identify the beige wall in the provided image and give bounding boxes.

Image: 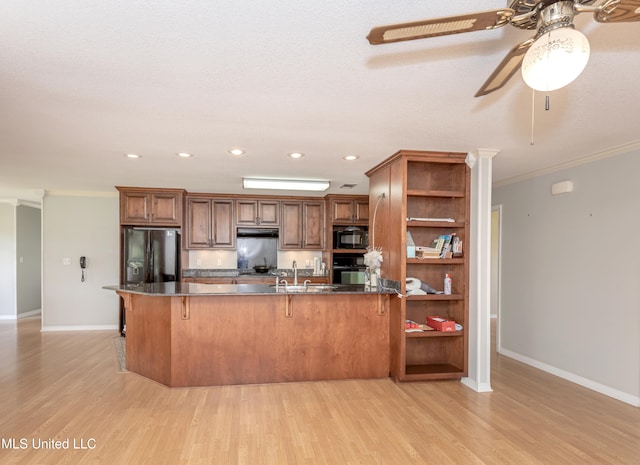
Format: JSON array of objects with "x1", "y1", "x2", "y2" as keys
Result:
[
  {"x1": 42, "y1": 193, "x2": 120, "y2": 330},
  {"x1": 493, "y1": 151, "x2": 640, "y2": 406}
]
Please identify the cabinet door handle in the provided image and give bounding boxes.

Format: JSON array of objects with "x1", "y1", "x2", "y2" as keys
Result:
[
  {"x1": 181, "y1": 296, "x2": 190, "y2": 320},
  {"x1": 285, "y1": 295, "x2": 293, "y2": 318},
  {"x1": 377, "y1": 294, "x2": 386, "y2": 316}
]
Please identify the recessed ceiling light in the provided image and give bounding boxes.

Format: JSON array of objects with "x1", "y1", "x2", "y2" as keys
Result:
[
  {"x1": 125, "y1": 153, "x2": 141, "y2": 159},
  {"x1": 177, "y1": 152, "x2": 193, "y2": 158},
  {"x1": 343, "y1": 155, "x2": 359, "y2": 161},
  {"x1": 288, "y1": 152, "x2": 304, "y2": 159},
  {"x1": 228, "y1": 148, "x2": 246, "y2": 156}
]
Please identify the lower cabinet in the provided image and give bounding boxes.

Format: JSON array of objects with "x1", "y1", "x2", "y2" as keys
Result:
[{"x1": 121, "y1": 293, "x2": 389, "y2": 387}]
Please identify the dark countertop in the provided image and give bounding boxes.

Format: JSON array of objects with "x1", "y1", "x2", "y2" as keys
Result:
[{"x1": 104, "y1": 282, "x2": 393, "y2": 296}]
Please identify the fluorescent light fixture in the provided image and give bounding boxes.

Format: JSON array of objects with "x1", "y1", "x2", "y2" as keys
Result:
[{"x1": 242, "y1": 178, "x2": 330, "y2": 191}]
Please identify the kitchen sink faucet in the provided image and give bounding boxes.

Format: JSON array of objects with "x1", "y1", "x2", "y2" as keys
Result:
[{"x1": 292, "y1": 260, "x2": 298, "y2": 286}]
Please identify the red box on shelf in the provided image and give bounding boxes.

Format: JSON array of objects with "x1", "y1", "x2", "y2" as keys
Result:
[{"x1": 426, "y1": 316, "x2": 456, "y2": 332}]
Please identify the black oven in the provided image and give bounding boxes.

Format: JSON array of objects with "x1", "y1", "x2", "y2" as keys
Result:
[
  {"x1": 332, "y1": 254, "x2": 366, "y2": 284},
  {"x1": 333, "y1": 227, "x2": 368, "y2": 250}
]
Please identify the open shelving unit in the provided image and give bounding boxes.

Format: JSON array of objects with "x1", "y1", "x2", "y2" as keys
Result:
[{"x1": 366, "y1": 150, "x2": 470, "y2": 382}]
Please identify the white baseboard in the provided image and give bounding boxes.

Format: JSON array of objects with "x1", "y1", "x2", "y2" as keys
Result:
[
  {"x1": 499, "y1": 348, "x2": 640, "y2": 407},
  {"x1": 0, "y1": 310, "x2": 42, "y2": 320},
  {"x1": 18, "y1": 309, "x2": 41, "y2": 319},
  {"x1": 41, "y1": 324, "x2": 118, "y2": 332},
  {"x1": 461, "y1": 377, "x2": 493, "y2": 393}
]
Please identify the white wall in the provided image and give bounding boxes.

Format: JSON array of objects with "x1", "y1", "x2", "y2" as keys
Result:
[
  {"x1": 42, "y1": 193, "x2": 120, "y2": 330},
  {"x1": 0, "y1": 203, "x2": 16, "y2": 318},
  {"x1": 492, "y1": 151, "x2": 640, "y2": 406}
]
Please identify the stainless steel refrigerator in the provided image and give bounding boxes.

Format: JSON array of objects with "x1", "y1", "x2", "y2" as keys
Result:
[{"x1": 122, "y1": 227, "x2": 181, "y2": 285}]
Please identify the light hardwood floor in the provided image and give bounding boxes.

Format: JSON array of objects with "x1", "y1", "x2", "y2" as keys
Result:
[{"x1": 0, "y1": 317, "x2": 638, "y2": 465}]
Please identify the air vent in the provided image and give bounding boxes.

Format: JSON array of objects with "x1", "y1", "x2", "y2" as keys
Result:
[{"x1": 340, "y1": 183, "x2": 357, "y2": 189}]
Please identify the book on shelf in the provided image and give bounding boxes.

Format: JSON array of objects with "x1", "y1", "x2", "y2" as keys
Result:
[
  {"x1": 439, "y1": 234, "x2": 453, "y2": 258},
  {"x1": 429, "y1": 236, "x2": 445, "y2": 252},
  {"x1": 415, "y1": 246, "x2": 441, "y2": 259},
  {"x1": 452, "y1": 234, "x2": 463, "y2": 257}
]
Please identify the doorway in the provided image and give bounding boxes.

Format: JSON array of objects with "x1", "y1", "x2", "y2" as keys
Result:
[{"x1": 490, "y1": 205, "x2": 502, "y2": 353}]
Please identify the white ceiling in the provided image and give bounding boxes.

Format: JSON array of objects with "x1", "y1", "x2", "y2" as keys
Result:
[{"x1": 1, "y1": 1, "x2": 639, "y2": 203}]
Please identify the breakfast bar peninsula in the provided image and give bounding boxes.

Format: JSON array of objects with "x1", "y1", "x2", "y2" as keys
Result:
[{"x1": 106, "y1": 283, "x2": 392, "y2": 387}]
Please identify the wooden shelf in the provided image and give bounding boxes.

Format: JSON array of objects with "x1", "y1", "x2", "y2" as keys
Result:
[
  {"x1": 330, "y1": 248, "x2": 367, "y2": 254},
  {"x1": 405, "y1": 330, "x2": 464, "y2": 338},
  {"x1": 406, "y1": 294, "x2": 463, "y2": 301},
  {"x1": 407, "y1": 189, "x2": 465, "y2": 198},
  {"x1": 404, "y1": 364, "x2": 465, "y2": 380},
  {"x1": 366, "y1": 150, "x2": 470, "y2": 383},
  {"x1": 406, "y1": 258, "x2": 464, "y2": 265},
  {"x1": 406, "y1": 220, "x2": 465, "y2": 228}
]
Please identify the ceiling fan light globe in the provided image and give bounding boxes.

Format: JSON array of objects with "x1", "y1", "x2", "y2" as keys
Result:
[{"x1": 521, "y1": 28, "x2": 590, "y2": 92}]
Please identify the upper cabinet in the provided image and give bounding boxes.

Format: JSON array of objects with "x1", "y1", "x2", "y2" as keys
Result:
[
  {"x1": 236, "y1": 199, "x2": 280, "y2": 226},
  {"x1": 185, "y1": 196, "x2": 235, "y2": 249},
  {"x1": 328, "y1": 195, "x2": 369, "y2": 225},
  {"x1": 117, "y1": 187, "x2": 184, "y2": 226},
  {"x1": 280, "y1": 200, "x2": 325, "y2": 250}
]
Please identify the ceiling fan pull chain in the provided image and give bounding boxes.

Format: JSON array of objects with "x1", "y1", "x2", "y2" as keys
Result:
[
  {"x1": 530, "y1": 88, "x2": 536, "y2": 146},
  {"x1": 545, "y1": 95, "x2": 550, "y2": 111}
]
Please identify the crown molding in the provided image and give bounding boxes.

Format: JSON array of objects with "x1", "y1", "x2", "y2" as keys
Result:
[
  {"x1": 44, "y1": 190, "x2": 117, "y2": 198},
  {"x1": 493, "y1": 139, "x2": 640, "y2": 188}
]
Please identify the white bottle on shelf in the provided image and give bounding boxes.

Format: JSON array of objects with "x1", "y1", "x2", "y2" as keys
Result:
[{"x1": 444, "y1": 273, "x2": 452, "y2": 295}]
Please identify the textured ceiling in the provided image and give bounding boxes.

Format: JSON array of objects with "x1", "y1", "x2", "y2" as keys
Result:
[{"x1": 1, "y1": 1, "x2": 639, "y2": 203}]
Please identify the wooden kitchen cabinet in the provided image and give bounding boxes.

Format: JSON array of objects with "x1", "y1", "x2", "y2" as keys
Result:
[
  {"x1": 117, "y1": 187, "x2": 184, "y2": 226},
  {"x1": 236, "y1": 199, "x2": 279, "y2": 226},
  {"x1": 185, "y1": 196, "x2": 235, "y2": 249},
  {"x1": 366, "y1": 150, "x2": 470, "y2": 382},
  {"x1": 328, "y1": 195, "x2": 369, "y2": 225},
  {"x1": 280, "y1": 200, "x2": 324, "y2": 249},
  {"x1": 116, "y1": 291, "x2": 389, "y2": 387}
]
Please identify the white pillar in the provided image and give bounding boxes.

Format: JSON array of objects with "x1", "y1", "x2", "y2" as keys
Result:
[{"x1": 462, "y1": 148, "x2": 499, "y2": 393}]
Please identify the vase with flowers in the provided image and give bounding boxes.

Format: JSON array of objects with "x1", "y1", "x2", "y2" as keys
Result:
[{"x1": 363, "y1": 247, "x2": 383, "y2": 289}]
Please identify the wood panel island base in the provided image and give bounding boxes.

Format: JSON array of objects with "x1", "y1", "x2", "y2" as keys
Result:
[{"x1": 111, "y1": 284, "x2": 391, "y2": 387}]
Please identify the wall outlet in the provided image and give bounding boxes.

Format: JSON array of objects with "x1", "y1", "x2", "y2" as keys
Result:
[
  {"x1": 63, "y1": 258, "x2": 71, "y2": 265},
  {"x1": 216, "y1": 258, "x2": 222, "y2": 266},
  {"x1": 196, "y1": 259, "x2": 202, "y2": 266}
]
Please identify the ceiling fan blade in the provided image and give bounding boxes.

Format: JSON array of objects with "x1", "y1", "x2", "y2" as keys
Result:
[
  {"x1": 475, "y1": 38, "x2": 535, "y2": 97},
  {"x1": 366, "y1": 9, "x2": 514, "y2": 45},
  {"x1": 594, "y1": 0, "x2": 640, "y2": 22}
]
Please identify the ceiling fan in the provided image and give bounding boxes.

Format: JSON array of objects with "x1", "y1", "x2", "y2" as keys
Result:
[{"x1": 367, "y1": 0, "x2": 640, "y2": 96}]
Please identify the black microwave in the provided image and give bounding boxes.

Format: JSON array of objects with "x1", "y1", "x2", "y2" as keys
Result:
[{"x1": 333, "y1": 227, "x2": 368, "y2": 249}]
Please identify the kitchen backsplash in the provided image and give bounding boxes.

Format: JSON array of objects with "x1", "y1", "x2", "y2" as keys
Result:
[{"x1": 188, "y1": 249, "x2": 323, "y2": 270}]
